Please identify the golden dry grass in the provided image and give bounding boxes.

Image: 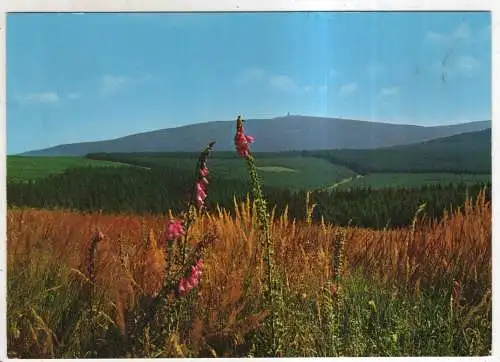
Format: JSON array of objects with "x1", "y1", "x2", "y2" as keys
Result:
[{"x1": 7, "y1": 190, "x2": 491, "y2": 356}]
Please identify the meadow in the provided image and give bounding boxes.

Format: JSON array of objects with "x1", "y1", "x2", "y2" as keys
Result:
[
  {"x1": 334, "y1": 173, "x2": 491, "y2": 190},
  {"x1": 10, "y1": 143, "x2": 489, "y2": 192},
  {"x1": 7, "y1": 192, "x2": 491, "y2": 357},
  {"x1": 6, "y1": 121, "x2": 492, "y2": 357},
  {"x1": 87, "y1": 153, "x2": 357, "y2": 191},
  {"x1": 7, "y1": 156, "x2": 128, "y2": 182}
]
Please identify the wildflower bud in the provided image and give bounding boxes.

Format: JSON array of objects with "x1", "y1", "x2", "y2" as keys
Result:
[
  {"x1": 195, "y1": 181, "x2": 208, "y2": 209},
  {"x1": 165, "y1": 219, "x2": 185, "y2": 241},
  {"x1": 200, "y1": 166, "x2": 209, "y2": 177},
  {"x1": 200, "y1": 177, "x2": 209, "y2": 186},
  {"x1": 177, "y1": 259, "x2": 205, "y2": 296},
  {"x1": 234, "y1": 116, "x2": 255, "y2": 157}
]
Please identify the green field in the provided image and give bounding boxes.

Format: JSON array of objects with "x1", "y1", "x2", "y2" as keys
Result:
[
  {"x1": 120, "y1": 156, "x2": 356, "y2": 191},
  {"x1": 334, "y1": 173, "x2": 491, "y2": 190},
  {"x1": 214, "y1": 157, "x2": 356, "y2": 190},
  {"x1": 7, "y1": 156, "x2": 129, "y2": 182},
  {"x1": 8, "y1": 154, "x2": 491, "y2": 192},
  {"x1": 8, "y1": 155, "x2": 357, "y2": 191}
]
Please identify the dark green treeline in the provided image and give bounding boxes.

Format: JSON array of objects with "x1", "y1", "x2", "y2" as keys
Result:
[{"x1": 7, "y1": 166, "x2": 490, "y2": 229}]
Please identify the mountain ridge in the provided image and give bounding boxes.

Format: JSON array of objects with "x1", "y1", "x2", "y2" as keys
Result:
[{"x1": 20, "y1": 115, "x2": 491, "y2": 156}]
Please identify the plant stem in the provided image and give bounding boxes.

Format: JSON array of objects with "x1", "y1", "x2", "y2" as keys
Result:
[{"x1": 245, "y1": 153, "x2": 283, "y2": 355}]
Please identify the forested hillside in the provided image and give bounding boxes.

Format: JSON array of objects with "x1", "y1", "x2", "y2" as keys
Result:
[
  {"x1": 7, "y1": 166, "x2": 490, "y2": 229},
  {"x1": 302, "y1": 129, "x2": 491, "y2": 174}
]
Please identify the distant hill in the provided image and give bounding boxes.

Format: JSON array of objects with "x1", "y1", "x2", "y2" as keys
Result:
[
  {"x1": 20, "y1": 115, "x2": 491, "y2": 156},
  {"x1": 304, "y1": 128, "x2": 492, "y2": 175}
]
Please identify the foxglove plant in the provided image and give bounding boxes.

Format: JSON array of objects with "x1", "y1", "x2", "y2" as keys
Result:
[
  {"x1": 234, "y1": 115, "x2": 283, "y2": 356},
  {"x1": 180, "y1": 141, "x2": 215, "y2": 265},
  {"x1": 141, "y1": 142, "x2": 216, "y2": 330},
  {"x1": 234, "y1": 116, "x2": 272, "y2": 272},
  {"x1": 162, "y1": 141, "x2": 215, "y2": 273}
]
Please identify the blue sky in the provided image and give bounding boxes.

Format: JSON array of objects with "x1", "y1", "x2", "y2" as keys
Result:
[{"x1": 6, "y1": 11, "x2": 491, "y2": 154}]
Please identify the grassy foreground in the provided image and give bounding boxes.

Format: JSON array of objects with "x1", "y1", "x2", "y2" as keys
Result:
[{"x1": 7, "y1": 192, "x2": 491, "y2": 357}]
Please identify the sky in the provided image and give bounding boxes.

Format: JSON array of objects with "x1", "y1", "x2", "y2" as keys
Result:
[{"x1": 6, "y1": 11, "x2": 492, "y2": 154}]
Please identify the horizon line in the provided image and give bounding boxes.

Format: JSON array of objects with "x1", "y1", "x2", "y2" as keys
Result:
[{"x1": 11, "y1": 115, "x2": 491, "y2": 156}]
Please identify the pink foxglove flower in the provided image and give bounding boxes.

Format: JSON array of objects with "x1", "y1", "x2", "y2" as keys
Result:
[
  {"x1": 234, "y1": 117, "x2": 255, "y2": 157},
  {"x1": 195, "y1": 181, "x2": 208, "y2": 209},
  {"x1": 200, "y1": 166, "x2": 209, "y2": 177},
  {"x1": 178, "y1": 278, "x2": 192, "y2": 294},
  {"x1": 192, "y1": 142, "x2": 213, "y2": 210},
  {"x1": 165, "y1": 219, "x2": 185, "y2": 241},
  {"x1": 188, "y1": 274, "x2": 199, "y2": 288},
  {"x1": 178, "y1": 259, "x2": 204, "y2": 296}
]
